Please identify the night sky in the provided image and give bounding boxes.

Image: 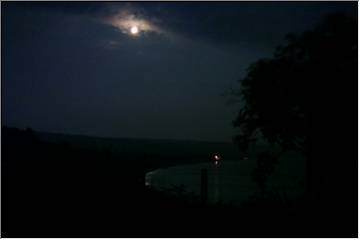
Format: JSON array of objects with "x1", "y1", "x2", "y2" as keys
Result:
[{"x1": 2, "y1": 2, "x2": 356, "y2": 142}]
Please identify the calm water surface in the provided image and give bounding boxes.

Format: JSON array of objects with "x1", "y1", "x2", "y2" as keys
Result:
[{"x1": 145, "y1": 160, "x2": 304, "y2": 206}]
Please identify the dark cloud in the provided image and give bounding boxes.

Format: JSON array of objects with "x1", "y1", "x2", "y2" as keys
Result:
[
  {"x1": 134, "y1": 2, "x2": 357, "y2": 50},
  {"x1": 7, "y1": 1, "x2": 357, "y2": 51},
  {"x1": 3, "y1": 1, "x2": 106, "y2": 15}
]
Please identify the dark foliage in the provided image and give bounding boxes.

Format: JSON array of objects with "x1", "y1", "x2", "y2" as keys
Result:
[
  {"x1": 251, "y1": 152, "x2": 278, "y2": 191},
  {"x1": 232, "y1": 13, "x2": 357, "y2": 237},
  {"x1": 233, "y1": 13, "x2": 356, "y2": 154}
]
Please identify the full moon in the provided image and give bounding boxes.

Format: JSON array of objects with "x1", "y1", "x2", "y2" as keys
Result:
[{"x1": 130, "y1": 26, "x2": 139, "y2": 35}]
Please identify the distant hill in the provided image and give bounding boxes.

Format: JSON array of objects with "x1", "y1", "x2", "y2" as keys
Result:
[{"x1": 36, "y1": 131, "x2": 242, "y2": 160}]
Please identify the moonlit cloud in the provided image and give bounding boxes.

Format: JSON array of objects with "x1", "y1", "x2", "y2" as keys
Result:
[{"x1": 104, "y1": 9, "x2": 163, "y2": 36}]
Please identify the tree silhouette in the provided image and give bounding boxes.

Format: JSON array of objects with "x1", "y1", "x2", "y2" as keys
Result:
[
  {"x1": 232, "y1": 13, "x2": 357, "y2": 215},
  {"x1": 233, "y1": 14, "x2": 356, "y2": 157}
]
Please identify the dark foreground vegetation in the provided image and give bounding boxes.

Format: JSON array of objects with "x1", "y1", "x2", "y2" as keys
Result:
[{"x1": 2, "y1": 126, "x2": 356, "y2": 237}]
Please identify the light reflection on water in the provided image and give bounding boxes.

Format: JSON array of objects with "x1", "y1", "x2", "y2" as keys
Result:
[{"x1": 214, "y1": 162, "x2": 219, "y2": 203}]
